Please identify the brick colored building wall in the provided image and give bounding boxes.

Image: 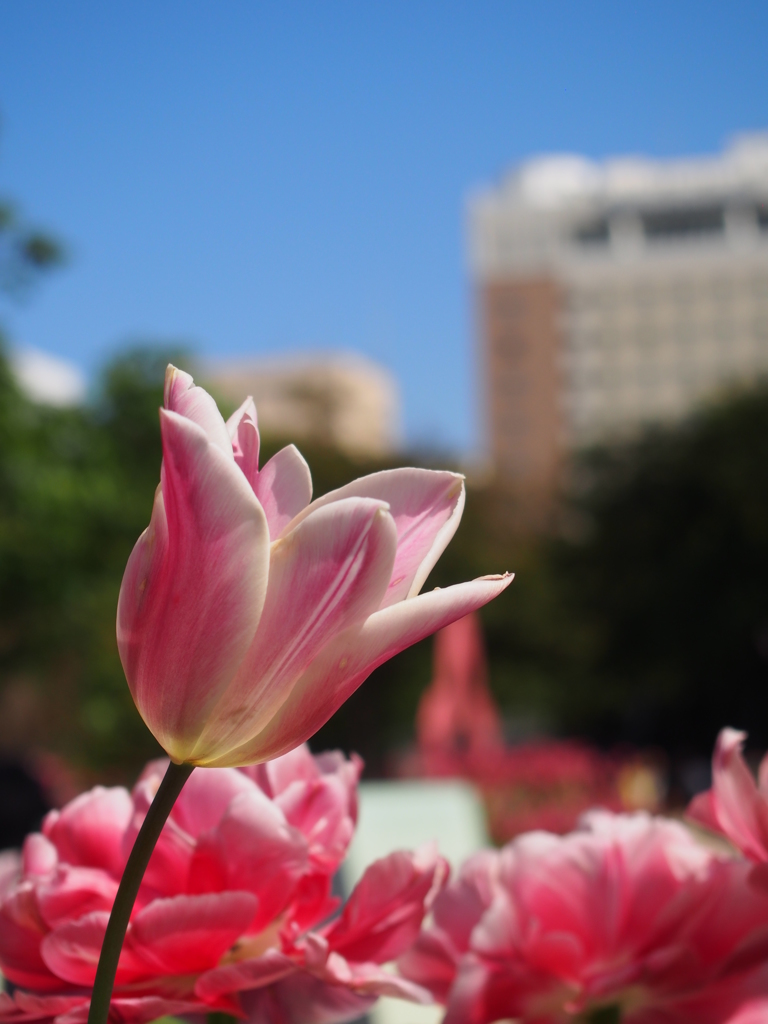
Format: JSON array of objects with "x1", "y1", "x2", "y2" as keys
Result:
[{"x1": 480, "y1": 276, "x2": 563, "y2": 497}]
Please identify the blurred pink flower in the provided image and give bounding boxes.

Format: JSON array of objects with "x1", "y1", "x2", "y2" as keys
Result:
[
  {"x1": 399, "y1": 810, "x2": 768, "y2": 1024},
  {"x1": 688, "y1": 727, "x2": 768, "y2": 866},
  {"x1": 117, "y1": 366, "x2": 512, "y2": 767},
  {"x1": 724, "y1": 1001, "x2": 768, "y2": 1024},
  {"x1": 0, "y1": 745, "x2": 445, "y2": 1024}
]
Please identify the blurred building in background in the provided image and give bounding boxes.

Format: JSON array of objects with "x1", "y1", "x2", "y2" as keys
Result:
[
  {"x1": 470, "y1": 133, "x2": 768, "y2": 500},
  {"x1": 207, "y1": 352, "x2": 401, "y2": 457}
]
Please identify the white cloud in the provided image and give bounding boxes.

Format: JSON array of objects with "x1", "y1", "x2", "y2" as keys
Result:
[{"x1": 10, "y1": 346, "x2": 88, "y2": 407}]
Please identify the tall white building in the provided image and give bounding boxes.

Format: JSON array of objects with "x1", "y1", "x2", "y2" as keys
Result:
[{"x1": 470, "y1": 134, "x2": 768, "y2": 496}]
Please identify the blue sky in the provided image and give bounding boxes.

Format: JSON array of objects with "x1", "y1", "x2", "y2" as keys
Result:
[{"x1": 0, "y1": 1, "x2": 766, "y2": 451}]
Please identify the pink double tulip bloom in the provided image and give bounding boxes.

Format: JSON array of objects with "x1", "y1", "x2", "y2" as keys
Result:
[
  {"x1": 0, "y1": 745, "x2": 445, "y2": 1024},
  {"x1": 117, "y1": 366, "x2": 511, "y2": 766},
  {"x1": 399, "y1": 810, "x2": 768, "y2": 1024}
]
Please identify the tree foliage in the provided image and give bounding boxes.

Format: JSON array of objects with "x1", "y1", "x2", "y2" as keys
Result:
[{"x1": 557, "y1": 388, "x2": 768, "y2": 757}]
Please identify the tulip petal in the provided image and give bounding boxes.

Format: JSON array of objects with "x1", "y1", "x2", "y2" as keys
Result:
[
  {"x1": 0, "y1": 992, "x2": 85, "y2": 1024},
  {"x1": 129, "y1": 892, "x2": 258, "y2": 974},
  {"x1": 117, "y1": 411, "x2": 270, "y2": 761},
  {"x1": 688, "y1": 728, "x2": 768, "y2": 862},
  {"x1": 42, "y1": 787, "x2": 133, "y2": 874},
  {"x1": 40, "y1": 912, "x2": 147, "y2": 986},
  {"x1": 227, "y1": 397, "x2": 260, "y2": 485},
  {"x1": 188, "y1": 788, "x2": 308, "y2": 930},
  {"x1": 164, "y1": 365, "x2": 232, "y2": 455},
  {"x1": 276, "y1": 774, "x2": 357, "y2": 871},
  {"x1": 324, "y1": 846, "x2": 448, "y2": 965},
  {"x1": 224, "y1": 573, "x2": 513, "y2": 765},
  {"x1": 282, "y1": 468, "x2": 465, "y2": 606},
  {"x1": 36, "y1": 866, "x2": 119, "y2": 929},
  {"x1": 189, "y1": 498, "x2": 397, "y2": 765},
  {"x1": 22, "y1": 835, "x2": 57, "y2": 877},
  {"x1": 196, "y1": 949, "x2": 296, "y2": 1000},
  {"x1": 321, "y1": 959, "x2": 433, "y2": 1002},
  {"x1": 169, "y1": 767, "x2": 258, "y2": 838},
  {"x1": 240, "y1": 973, "x2": 376, "y2": 1024},
  {"x1": 226, "y1": 394, "x2": 258, "y2": 439},
  {"x1": 253, "y1": 445, "x2": 313, "y2": 538},
  {"x1": 55, "y1": 997, "x2": 207, "y2": 1024},
  {"x1": 0, "y1": 890, "x2": 61, "y2": 991},
  {"x1": 0, "y1": 849, "x2": 19, "y2": 901}
]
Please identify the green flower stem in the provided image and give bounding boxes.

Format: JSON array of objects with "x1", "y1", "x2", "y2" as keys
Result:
[{"x1": 87, "y1": 760, "x2": 195, "y2": 1024}]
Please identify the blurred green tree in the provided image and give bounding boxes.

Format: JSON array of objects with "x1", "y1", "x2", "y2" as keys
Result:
[{"x1": 555, "y1": 386, "x2": 768, "y2": 760}]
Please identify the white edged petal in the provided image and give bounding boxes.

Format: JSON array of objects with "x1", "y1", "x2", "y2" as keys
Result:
[
  {"x1": 280, "y1": 468, "x2": 465, "y2": 606},
  {"x1": 117, "y1": 409, "x2": 270, "y2": 761},
  {"x1": 163, "y1": 364, "x2": 232, "y2": 455},
  {"x1": 254, "y1": 444, "x2": 313, "y2": 537},
  {"x1": 187, "y1": 497, "x2": 397, "y2": 765},
  {"x1": 210, "y1": 573, "x2": 513, "y2": 767}
]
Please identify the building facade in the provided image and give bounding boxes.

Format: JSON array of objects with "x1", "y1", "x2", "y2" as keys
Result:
[
  {"x1": 207, "y1": 352, "x2": 401, "y2": 458},
  {"x1": 470, "y1": 134, "x2": 768, "y2": 497}
]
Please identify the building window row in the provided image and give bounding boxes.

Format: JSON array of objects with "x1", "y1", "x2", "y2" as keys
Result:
[{"x1": 571, "y1": 203, "x2": 768, "y2": 248}]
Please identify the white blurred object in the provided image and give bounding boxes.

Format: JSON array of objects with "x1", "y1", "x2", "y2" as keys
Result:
[
  {"x1": 340, "y1": 780, "x2": 488, "y2": 1024},
  {"x1": 370, "y1": 998, "x2": 443, "y2": 1024},
  {"x1": 342, "y1": 779, "x2": 488, "y2": 890},
  {"x1": 10, "y1": 346, "x2": 87, "y2": 406}
]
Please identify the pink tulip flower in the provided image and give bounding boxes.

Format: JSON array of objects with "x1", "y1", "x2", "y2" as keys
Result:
[
  {"x1": 399, "y1": 810, "x2": 768, "y2": 1024},
  {"x1": 687, "y1": 728, "x2": 768, "y2": 866},
  {"x1": 117, "y1": 366, "x2": 512, "y2": 767},
  {"x1": 0, "y1": 745, "x2": 445, "y2": 1024}
]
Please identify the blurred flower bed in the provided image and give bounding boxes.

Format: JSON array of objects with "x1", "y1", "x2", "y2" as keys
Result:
[{"x1": 397, "y1": 613, "x2": 666, "y2": 843}]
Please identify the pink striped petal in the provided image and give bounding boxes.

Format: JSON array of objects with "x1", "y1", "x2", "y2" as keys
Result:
[
  {"x1": 226, "y1": 574, "x2": 513, "y2": 764},
  {"x1": 226, "y1": 399, "x2": 312, "y2": 535},
  {"x1": 164, "y1": 365, "x2": 232, "y2": 455},
  {"x1": 227, "y1": 397, "x2": 260, "y2": 485},
  {"x1": 117, "y1": 410, "x2": 270, "y2": 762},
  {"x1": 188, "y1": 498, "x2": 397, "y2": 765},
  {"x1": 226, "y1": 394, "x2": 258, "y2": 439},
  {"x1": 688, "y1": 728, "x2": 768, "y2": 862},
  {"x1": 282, "y1": 468, "x2": 465, "y2": 606},
  {"x1": 253, "y1": 445, "x2": 313, "y2": 538},
  {"x1": 128, "y1": 892, "x2": 258, "y2": 974}
]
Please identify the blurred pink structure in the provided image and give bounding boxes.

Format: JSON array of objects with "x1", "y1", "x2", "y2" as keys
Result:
[
  {"x1": 402, "y1": 613, "x2": 659, "y2": 842},
  {"x1": 415, "y1": 612, "x2": 504, "y2": 771}
]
